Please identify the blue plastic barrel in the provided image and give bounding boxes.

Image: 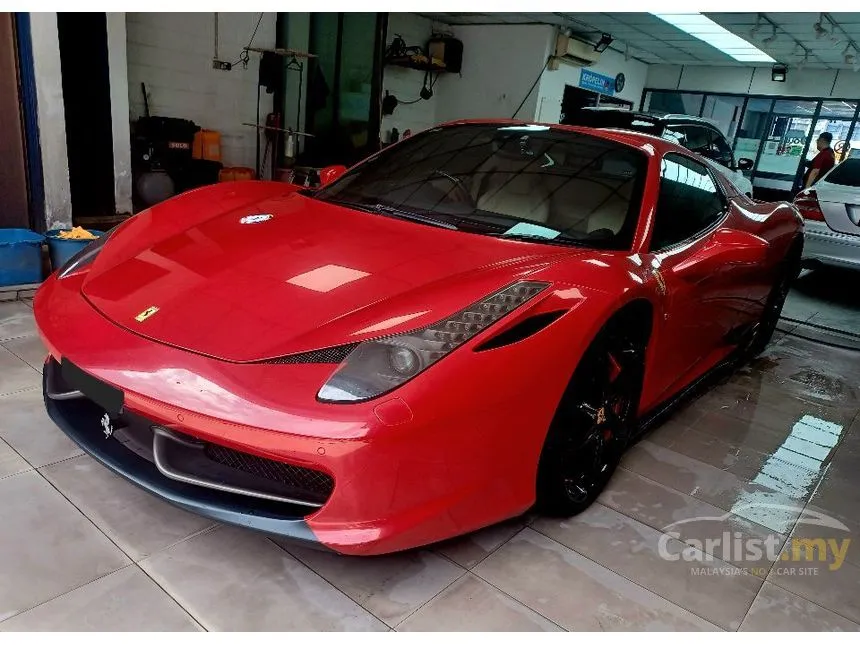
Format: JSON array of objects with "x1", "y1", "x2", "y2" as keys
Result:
[
  {"x1": 0, "y1": 228, "x2": 45, "y2": 287},
  {"x1": 45, "y1": 229, "x2": 104, "y2": 273}
]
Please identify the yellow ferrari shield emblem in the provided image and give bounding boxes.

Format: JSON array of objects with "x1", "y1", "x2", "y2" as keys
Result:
[{"x1": 135, "y1": 306, "x2": 160, "y2": 322}]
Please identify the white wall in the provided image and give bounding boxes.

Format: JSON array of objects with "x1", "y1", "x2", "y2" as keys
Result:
[
  {"x1": 535, "y1": 46, "x2": 649, "y2": 123},
  {"x1": 382, "y1": 13, "x2": 440, "y2": 141},
  {"x1": 29, "y1": 12, "x2": 71, "y2": 229},
  {"x1": 435, "y1": 24, "x2": 555, "y2": 123},
  {"x1": 646, "y1": 64, "x2": 860, "y2": 100},
  {"x1": 106, "y1": 13, "x2": 132, "y2": 214},
  {"x1": 126, "y1": 12, "x2": 276, "y2": 169}
]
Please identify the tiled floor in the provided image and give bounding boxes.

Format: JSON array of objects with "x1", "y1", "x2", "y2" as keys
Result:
[{"x1": 1, "y1": 297, "x2": 858, "y2": 631}]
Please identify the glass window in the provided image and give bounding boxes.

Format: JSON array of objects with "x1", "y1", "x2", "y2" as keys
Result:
[
  {"x1": 644, "y1": 91, "x2": 704, "y2": 116},
  {"x1": 804, "y1": 118, "x2": 853, "y2": 169},
  {"x1": 757, "y1": 115, "x2": 813, "y2": 177},
  {"x1": 651, "y1": 154, "x2": 725, "y2": 251},
  {"x1": 701, "y1": 95, "x2": 745, "y2": 141},
  {"x1": 838, "y1": 124, "x2": 860, "y2": 164},
  {"x1": 820, "y1": 100, "x2": 857, "y2": 119},
  {"x1": 772, "y1": 100, "x2": 817, "y2": 116},
  {"x1": 679, "y1": 126, "x2": 710, "y2": 154},
  {"x1": 734, "y1": 98, "x2": 773, "y2": 174},
  {"x1": 316, "y1": 124, "x2": 649, "y2": 250},
  {"x1": 707, "y1": 129, "x2": 735, "y2": 168},
  {"x1": 662, "y1": 125, "x2": 685, "y2": 146}
]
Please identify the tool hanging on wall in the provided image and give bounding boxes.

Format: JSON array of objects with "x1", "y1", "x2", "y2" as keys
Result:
[{"x1": 244, "y1": 46, "x2": 317, "y2": 178}]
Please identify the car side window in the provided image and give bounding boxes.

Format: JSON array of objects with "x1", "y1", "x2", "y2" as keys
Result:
[
  {"x1": 679, "y1": 126, "x2": 710, "y2": 155},
  {"x1": 651, "y1": 154, "x2": 726, "y2": 252},
  {"x1": 707, "y1": 129, "x2": 735, "y2": 168}
]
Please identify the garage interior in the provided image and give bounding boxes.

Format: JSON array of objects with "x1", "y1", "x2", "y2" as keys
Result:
[{"x1": 1, "y1": 9, "x2": 859, "y2": 632}]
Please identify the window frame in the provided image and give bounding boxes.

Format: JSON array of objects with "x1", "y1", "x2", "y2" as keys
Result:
[{"x1": 650, "y1": 152, "x2": 731, "y2": 254}]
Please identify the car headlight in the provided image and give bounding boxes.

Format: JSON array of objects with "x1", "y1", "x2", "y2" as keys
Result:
[
  {"x1": 57, "y1": 230, "x2": 113, "y2": 279},
  {"x1": 317, "y1": 281, "x2": 549, "y2": 402}
]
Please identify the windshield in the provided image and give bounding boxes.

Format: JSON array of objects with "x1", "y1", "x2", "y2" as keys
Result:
[
  {"x1": 313, "y1": 124, "x2": 648, "y2": 250},
  {"x1": 825, "y1": 158, "x2": 860, "y2": 187}
]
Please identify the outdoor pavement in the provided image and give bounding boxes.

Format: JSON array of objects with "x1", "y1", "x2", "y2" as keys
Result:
[{"x1": 1, "y1": 294, "x2": 859, "y2": 631}]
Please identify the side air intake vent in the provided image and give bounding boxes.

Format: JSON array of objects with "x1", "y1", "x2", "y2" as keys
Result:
[{"x1": 475, "y1": 311, "x2": 565, "y2": 352}]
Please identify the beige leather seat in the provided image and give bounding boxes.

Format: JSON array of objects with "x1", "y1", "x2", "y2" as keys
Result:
[{"x1": 473, "y1": 155, "x2": 553, "y2": 224}]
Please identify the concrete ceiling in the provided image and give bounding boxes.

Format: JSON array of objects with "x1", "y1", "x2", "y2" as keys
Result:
[{"x1": 416, "y1": 12, "x2": 860, "y2": 69}]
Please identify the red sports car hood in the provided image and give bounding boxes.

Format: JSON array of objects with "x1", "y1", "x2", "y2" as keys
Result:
[{"x1": 82, "y1": 189, "x2": 578, "y2": 361}]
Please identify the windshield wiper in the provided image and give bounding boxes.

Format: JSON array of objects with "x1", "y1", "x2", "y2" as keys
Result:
[
  {"x1": 371, "y1": 204, "x2": 458, "y2": 230},
  {"x1": 321, "y1": 197, "x2": 458, "y2": 230}
]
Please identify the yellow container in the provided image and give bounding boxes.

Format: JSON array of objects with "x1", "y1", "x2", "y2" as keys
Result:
[{"x1": 193, "y1": 129, "x2": 222, "y2": 162}]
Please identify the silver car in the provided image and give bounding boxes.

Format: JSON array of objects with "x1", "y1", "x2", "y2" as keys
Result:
[{"x1": 795, "y1": 158, "x2": 860, "y2": 270}]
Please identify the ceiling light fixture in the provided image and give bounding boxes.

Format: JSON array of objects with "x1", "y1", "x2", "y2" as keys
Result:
[
  {"x1": 650, "y1": 13, "x2": 775, "y2": 63},
  {"x1": 594, "y1": 33, "x2": 613, "y2": 53},
  {"x1": 772, "y1": 63, "x2": 787, "y2": 82}
]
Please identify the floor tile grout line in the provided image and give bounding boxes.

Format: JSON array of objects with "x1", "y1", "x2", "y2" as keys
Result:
[
  {"x1": 392, "y1": 524, "x2": 533, "y2": 630},
  {"x1": 518, "y1": 525, "x2": 728, "y2": 631},
  {"x1": 264, "y1": 535, "x2": 398, "y2": 629},
  {"x1": 131, "y1": 561, "x2": 210, "y2": 632},
  {"x1": 763, "y1": 563, "x2": 860, "y2": 629},
  {"x1": 33, "y1": 467, "x2": 139, "y2": 562},
  {"x1": 435, "y1": 518, "x2": 532, "y2": 572},
  {"x1": 391, "y1": 569, "x2": 469, "y2": 630},
  {"x1": 0, "y1": 562, "x2": 140, "y2": 626},
  {"x1": 0, "y1": 331, "x2": 40, "y2": 345},
  {"x1": 587, "y1": 499, "x2": 780, "y2": 580},
  {"x1": 0, "y1": 556, "x2": 208, "y2": 631},
  {"x1": 0, "y1": 384, "x2": 41, "y2": 398},
  {"x1": 615, "y1": 464, "x2": 786, "y2": 540},
  {"x1": 34, "y1": 461, "x2": 219, "y2": 629},
  {"x1": 438, "y1": 562, "x2": 571, "y2": 632},
  {"x1": 0, "y1": 465, "x2": 34, "y2": 481},
  {"x1": 0, "y1": 338, "x2": 46, "y2": 372}
]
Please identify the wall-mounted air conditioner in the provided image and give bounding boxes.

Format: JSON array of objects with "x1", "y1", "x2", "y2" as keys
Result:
[{"x1": 551, "y1": 33, "x2": 602, "y2": 69}]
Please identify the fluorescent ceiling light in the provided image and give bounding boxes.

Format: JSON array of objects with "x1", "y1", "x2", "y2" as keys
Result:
[{"x1": 651, "y1": 13, "x2": 776, "y2": 63}]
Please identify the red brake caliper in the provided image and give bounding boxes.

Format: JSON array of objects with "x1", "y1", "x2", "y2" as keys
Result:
[{"x1": 602, "y1": 351, "x2": 624, "y2": 440}]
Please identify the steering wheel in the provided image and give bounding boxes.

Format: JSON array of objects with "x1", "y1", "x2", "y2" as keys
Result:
[{"x1": 430, "y1": 170, "x2": 477, "y2": 210}]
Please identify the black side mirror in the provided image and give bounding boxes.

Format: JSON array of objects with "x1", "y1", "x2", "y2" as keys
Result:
[{"x1": 737, "y1": 158, "x2": 754, "y2": 171}]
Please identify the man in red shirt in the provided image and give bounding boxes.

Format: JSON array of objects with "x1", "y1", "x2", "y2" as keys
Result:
[{"x1": 804, "y1": 131, "x2": 836, "y2": 188}]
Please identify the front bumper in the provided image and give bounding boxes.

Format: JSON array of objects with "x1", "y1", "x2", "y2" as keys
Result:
[
  {"x1": 802, "y1": 221, "x2": 860, "y2": 270},
  {"x1": 34, "y1": 272, "x2": 586, "y2": 555},
  {"x1": 43, "y1": 362, "x2": 328, "y2": 549}
]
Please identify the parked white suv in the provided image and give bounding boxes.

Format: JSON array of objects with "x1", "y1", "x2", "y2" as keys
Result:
[{"x1": 562, "y1": 108, "x2": 755, "y2": 197}]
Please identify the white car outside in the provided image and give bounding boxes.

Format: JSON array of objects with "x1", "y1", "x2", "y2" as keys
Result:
[{"x1": 794, "y1": 158, "x2": 860, "y2": 270}]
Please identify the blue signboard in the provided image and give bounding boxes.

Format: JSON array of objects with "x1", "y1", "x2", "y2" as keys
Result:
[{"x1": 579, "y1": 69, "x2": 616, "y2": 97}]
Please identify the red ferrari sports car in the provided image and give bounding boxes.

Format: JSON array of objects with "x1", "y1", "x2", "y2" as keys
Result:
[{"x1": 35, "y1": 120, "x2": 803, "y2": 555}]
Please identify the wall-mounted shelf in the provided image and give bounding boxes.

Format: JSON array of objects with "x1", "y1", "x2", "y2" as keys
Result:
[
  {"x1": 385, "y1": 56, "x2": 446, "y2": 73},
  {"x1": 245, "y1": 46, "x2": 317, "y2": 59}
]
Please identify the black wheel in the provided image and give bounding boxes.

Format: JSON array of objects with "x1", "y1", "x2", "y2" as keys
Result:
[
  {"x1": 536, "y1": 324, "x2": 646, "y2": 517},
  {"x1": 742, "y1": 239, "x2": 803, "y2": 359}
]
